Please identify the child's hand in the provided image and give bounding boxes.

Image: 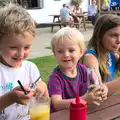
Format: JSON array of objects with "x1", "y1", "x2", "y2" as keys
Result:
[
  {"x1": 89, "y1": 84, "x2": 108, "y2": 105},
  {"x1": 86, "y1": 85, "x2": 103, "y2": 105},
  {"x1": 99, "y1": 84, "x2": 108, "y2": 100},
  {"x1": 10, "y1": 86, "x2": 34, "y2": 105},
  {"x1": 35, "y1": 80, "x2": 49, "y2": 98}
]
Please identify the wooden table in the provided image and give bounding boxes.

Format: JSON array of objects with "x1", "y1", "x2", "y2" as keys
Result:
[
  {"x1": 50, "y1": 94, "x2": 120, "y2": 120},
  {"x1": 49, "y1": 15, "x2": 61, "y2": 23},
  {"x1": 100, "y1": 11, "x2": 120, "y2": 15},
  {"x1": 49, "y1": 14, "x2": 61, "y2": 32},
  {"x1": 49, "y1": 14, "x2": 86, "y2": 32},
  {"x1": 74, "y1": 14, "x2": 86, "y2": 31}
]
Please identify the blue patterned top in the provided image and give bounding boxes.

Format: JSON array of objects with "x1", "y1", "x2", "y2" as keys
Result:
[{"x1": 85, "y1": 49, "x2": 116, "y2": 81}]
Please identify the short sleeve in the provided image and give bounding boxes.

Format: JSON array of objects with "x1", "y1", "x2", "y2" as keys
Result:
[
  {"x1": 24, "y1": 61, "x2": 40, "y2": 84},
  {"x1": 30, "y1": 63, "x2": 40, "y2": 83},
  {"x1": 48, "y1": 74, "x2": 62, "y2": 96}
]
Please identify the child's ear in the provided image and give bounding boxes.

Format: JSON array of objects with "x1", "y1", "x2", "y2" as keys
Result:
[{"x1": 80, "y1": 49, "x2": 85, "y2": 56}]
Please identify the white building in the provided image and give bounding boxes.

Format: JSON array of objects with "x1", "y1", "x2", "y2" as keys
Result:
[{"x1": 24, "y1": 0, "x2": 89, "y2": 24}]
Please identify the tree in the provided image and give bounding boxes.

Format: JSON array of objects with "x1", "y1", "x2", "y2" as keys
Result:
[{"x1": 76, "y1": 0, "x2": 83, "y2": 10}]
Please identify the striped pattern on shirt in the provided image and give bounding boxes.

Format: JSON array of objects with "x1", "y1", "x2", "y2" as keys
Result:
[{"x1": 48, "y1": 63, "x2": 88, "y2": 99}]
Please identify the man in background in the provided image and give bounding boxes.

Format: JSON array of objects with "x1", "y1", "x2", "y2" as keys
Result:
[
  {"x1": 60, "y1": 4, "x2": 73, "y2": 24},
  {"x1": 88, "y1": 0, "x2": 97, "y2": 25}
]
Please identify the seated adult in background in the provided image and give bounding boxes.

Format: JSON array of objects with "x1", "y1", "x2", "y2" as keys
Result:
[
  {"x1": 88, "y1": 0, "x2": 97, "y2": 25},
  {"x1": 81, "y1": 14, "x2": 120, "y2": 85},
  {"x1": 73, "y1": 6, "x2": 82, "y2": 15},
  {"x1": 67, "y1": 1, "x2": 80, "y2": 23},
  {"x1": 68, "y1": 1, "x2": 76, "y2": 15},
  {"x1": 60, "y1": 4, "x2": 73, "y2": 24},
  {"x1": 110, "y1": 0, "x2": 119, "y2": 10},
  {"x1": 102, "y1": 0, "x2": 110, "y2": 11},
  {"x1": 72, "y1": 5, "x2": 83, "y2": 23}
]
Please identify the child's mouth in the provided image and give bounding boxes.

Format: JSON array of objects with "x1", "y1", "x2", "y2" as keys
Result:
[
  {"x1": 13, "y1": 58, "x2": 23, "y2": 62},
  {"x1": 63, "y1": 60, "x2": 71, "y2": 62}
]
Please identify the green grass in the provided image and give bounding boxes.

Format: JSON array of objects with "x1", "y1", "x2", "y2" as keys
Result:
[{"x1": 28, "y1": 55, "x2": 57, "y2": 84}]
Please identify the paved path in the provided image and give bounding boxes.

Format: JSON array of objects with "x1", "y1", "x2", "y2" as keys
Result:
[{"x1": 30, "y1": 25, "x2": 94, "y2": 58}]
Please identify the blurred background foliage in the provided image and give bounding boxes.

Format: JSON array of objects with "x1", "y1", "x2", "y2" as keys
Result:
[
  {"x1": 71, "y1": 0, "x2": 83, "y2": 10},
  {"x1": 0, "y1": 0, "x2": 15, "y2": 6}
]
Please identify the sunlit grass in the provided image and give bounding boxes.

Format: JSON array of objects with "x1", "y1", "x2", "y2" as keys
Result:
[{"x1": 28, "y1": 55, "x2": 57, "y2": 84}]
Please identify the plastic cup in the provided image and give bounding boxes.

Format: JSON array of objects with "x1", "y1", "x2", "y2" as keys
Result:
[
  {"x1": 29, "y1": 97, "x2": 50, "y2": 120},
  {"x1": 88, "y1": 84, "x2": 103, "y2": 106}
]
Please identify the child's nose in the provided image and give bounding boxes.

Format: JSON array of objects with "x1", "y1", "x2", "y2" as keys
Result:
[
  {"x1": 117, "y1": 37, "x2": 120, "y2": 44},
  {"x1": 64, "y1": 51, "x2": 69, "y2": 56},
  {"x1": 17, "y1": 49, "x2": 24, "y2": 57}
]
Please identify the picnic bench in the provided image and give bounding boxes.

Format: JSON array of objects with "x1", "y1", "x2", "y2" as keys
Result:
[
  {"x1": 48, "y1": 22, "x2": 85, "y2": 32},
  {"x1": 49, "y1": 14, "x2": 87, "y2": 32},
  {"x1": 100, "y1": 11, "x2": 120, "y2": 15},
  {"x1": 50, "y1": 94, "x2": 120, "y2": 120}
]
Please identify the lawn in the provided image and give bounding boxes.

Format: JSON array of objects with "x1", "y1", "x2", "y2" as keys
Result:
[{"x1": 28, "y1": 55, "x2": 57, "y2": 84}]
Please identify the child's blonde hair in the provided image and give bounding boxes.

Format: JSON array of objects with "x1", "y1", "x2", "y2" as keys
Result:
[
  {"x1": 0, "y1": 3, "x2": 36, "y2": 38},
  {"x1": 51, "y1": 27, "x2": 85, "y2": 53}
]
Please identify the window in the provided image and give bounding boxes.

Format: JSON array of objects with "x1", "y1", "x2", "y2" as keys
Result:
[{"x1": 16, "y1": 0, "x2": 44, "y2": 9}]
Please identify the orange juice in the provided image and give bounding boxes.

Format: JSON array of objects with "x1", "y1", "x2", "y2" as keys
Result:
[{"x1": 30, "y1": 104, "x2": 50, "y2": 120}]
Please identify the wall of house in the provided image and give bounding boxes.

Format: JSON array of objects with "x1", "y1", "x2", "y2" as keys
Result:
[{"x1": 27, "y1": 0, "x2": 88, "y2": 24}]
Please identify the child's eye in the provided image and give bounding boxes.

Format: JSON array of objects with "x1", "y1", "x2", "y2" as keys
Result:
[
  {"x1": 57, "y1": 50, "x2": 63, "y2": 53},
  {"x1": 24, "y1": 46, "x2": 30, "y2": 50},
  {"x1": 69, "y1": 49, "x2": 75, "y2": 52},
  {"x1": 110, "y1": 34, "x2": 118, "y2": 37},
  {"x1": 9, "y1": 47, "x2": 17, "y2": 50}
]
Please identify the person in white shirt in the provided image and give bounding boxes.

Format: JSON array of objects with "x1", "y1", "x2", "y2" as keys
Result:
[
  {"x1": 0, "y1": 4, "x2": 48, "y2": 120},
  {"x1": 88, "y1": 0, "x2": 97, "y2": 25}
]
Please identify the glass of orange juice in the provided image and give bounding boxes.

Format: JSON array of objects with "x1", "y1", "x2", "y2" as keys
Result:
[{"x1": 29, "y1": 96, "x2": 50, "y2": 120}]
